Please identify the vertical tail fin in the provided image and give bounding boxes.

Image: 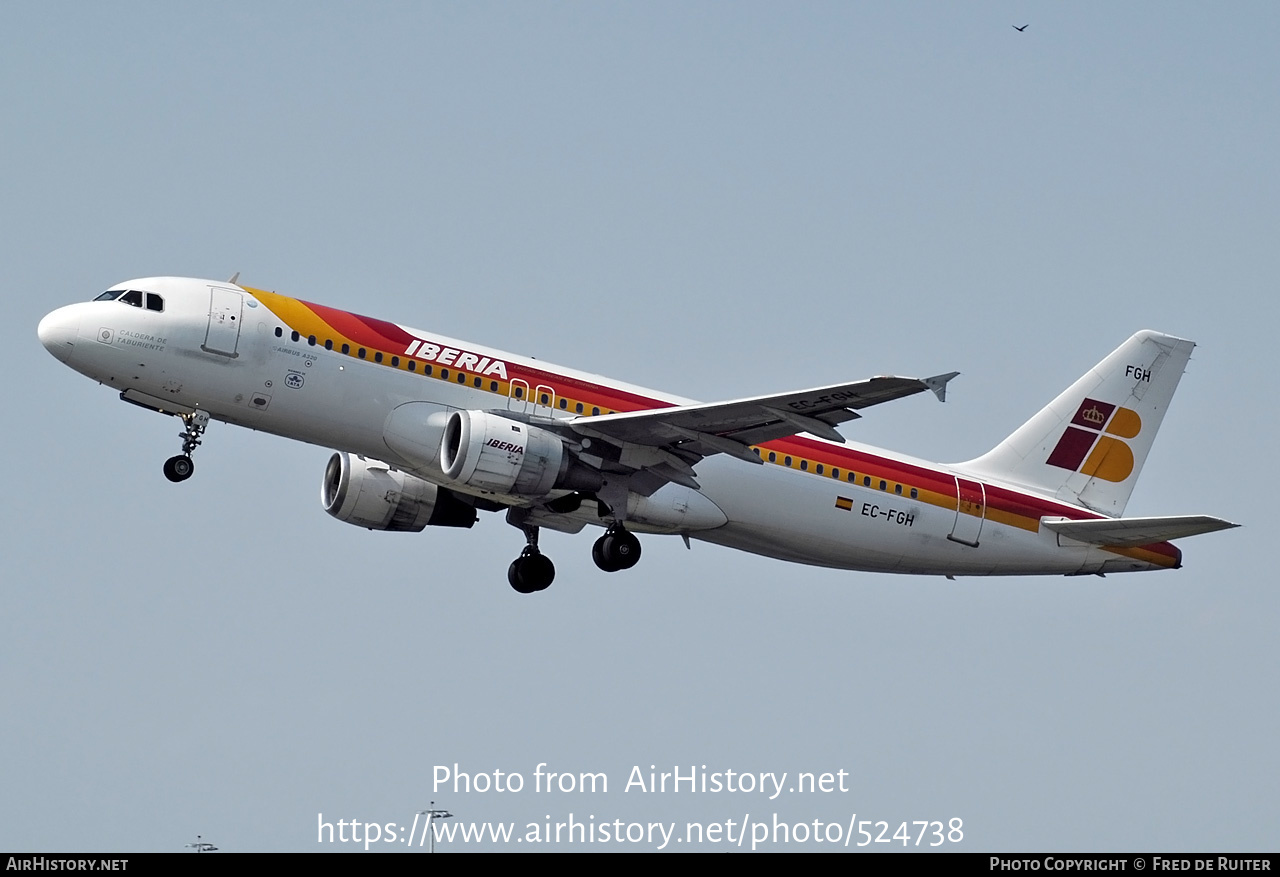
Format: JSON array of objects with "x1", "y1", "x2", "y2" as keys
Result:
[{"x1": 961, "y1": 330, "x2": 1195, "y2": 516}]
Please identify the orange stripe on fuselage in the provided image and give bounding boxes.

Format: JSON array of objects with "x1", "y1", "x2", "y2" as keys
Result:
[{"x1": 244, "y1": 287, "x2": 1182, "y2": 567}]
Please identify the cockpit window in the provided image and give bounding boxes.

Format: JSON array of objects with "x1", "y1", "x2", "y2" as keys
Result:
[{"x1": 93, "y1": 289, "x2": 162, "y2": 311}]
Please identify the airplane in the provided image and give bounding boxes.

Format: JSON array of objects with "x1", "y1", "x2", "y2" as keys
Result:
[{"x1": 37, "y1": 277, "x2": 1237, "y2": 593}]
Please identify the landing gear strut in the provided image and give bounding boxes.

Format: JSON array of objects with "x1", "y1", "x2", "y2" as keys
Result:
[
  {"x1": 163, "y1": 410, "x2": 209, "y2": 483},
  {"x1": 506, "y1": 511, "x2": 554, "y2": 593},
  {"x1": 592, "y1": 524, "x2": 641, "y2": 572}
]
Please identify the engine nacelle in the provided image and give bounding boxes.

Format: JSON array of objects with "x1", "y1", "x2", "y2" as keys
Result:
[
  {"x1": 439, "y1": 410, "x2": 570, "y2": 495},
  {"x1": 322, "y1": 452, "x2": 476, "y2": 531}
]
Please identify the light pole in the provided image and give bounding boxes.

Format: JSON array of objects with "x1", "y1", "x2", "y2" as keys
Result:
[{"x1": 419, "y1": 802, "x2": 453, "y2": 853}]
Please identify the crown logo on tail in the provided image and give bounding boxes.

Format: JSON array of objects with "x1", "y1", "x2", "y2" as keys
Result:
[{"x1": 1045, "y1": 398, "x2": 1142, "y2": 481}]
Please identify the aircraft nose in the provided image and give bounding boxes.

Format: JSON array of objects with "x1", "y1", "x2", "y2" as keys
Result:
[{"x1": 37, "y1": 306, "x2": 80, "y2": 363}]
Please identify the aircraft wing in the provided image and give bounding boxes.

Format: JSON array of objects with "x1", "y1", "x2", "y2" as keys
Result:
[
  {"x1": 566, "y1": 373, "x2": 957, "y2": 486},
  {"x1": 1040, "y1": 515, "x2": 1239, "y2": 546}
]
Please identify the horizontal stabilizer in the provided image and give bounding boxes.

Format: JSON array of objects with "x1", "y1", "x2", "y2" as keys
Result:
[{"x1": 1040, "y1": 515, "x2": 1239, "y2": 546}]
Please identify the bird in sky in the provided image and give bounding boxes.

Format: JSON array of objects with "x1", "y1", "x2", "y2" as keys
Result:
[{"x1": 1013, "y1": 24, "x2": 1029, "y2": 32}]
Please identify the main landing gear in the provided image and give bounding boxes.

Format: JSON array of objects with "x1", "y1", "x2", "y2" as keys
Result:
[
  {"x1": 163, "y1": 410, "x2": 209, "y2": 483},
  {"x1": 591, "y1": 524, "x2": 641, "y2": 572},
  {"x1": 507, "y1": 518, "x2": 555, "y2": 594},
  {"x1": 508, "y1": 546, "x2": 555, "y2": 594},
  {"x1": 504, "y1": 511, "x2": 643, "y2": 593}
]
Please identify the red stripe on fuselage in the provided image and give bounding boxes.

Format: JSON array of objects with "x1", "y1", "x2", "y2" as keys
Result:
[
  {"x1": 298, "y1": 300, "x2": 416, "y2": 349},
  {"x1": 280, "y1": 296, "x2": 1179, "y2": 562}
]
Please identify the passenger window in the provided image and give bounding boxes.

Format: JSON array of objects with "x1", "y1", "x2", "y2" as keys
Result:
[
  {"x1": 575, "y1": 402, "x2": 584, "y2": 413},
  {"x1": 291, "y1": 331, "x2": 300, "y2": 342},
  {"x1": 408, "y1": 361, "x2": 416, "y2": 371},
  {"x1": 309, "y1": 335, "x2": 317, "y2": 346},
  {"x1": 145, "y1": 293, "x2": 164, "y2": 312},
  {"x1": 325, "y1": 339, "x2": 333, "y2": 350},
  {"x1": 275, "y1": 327, "x2": 283, "y2": 338},
  {"x1": 341, "y1": 343, "x2": 350, "y2": 355},
  {"x1": 374, "y1": 351, "x2": 383, "y2": 363}
]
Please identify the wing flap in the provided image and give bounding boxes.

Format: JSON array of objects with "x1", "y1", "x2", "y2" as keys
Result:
[{"x1": 1040, "y1": 515, "x2": 1239, "y2": 546}]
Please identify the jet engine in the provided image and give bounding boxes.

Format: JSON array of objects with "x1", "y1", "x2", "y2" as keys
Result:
[
  {"x1": 439, "y1": 410, "x2": 599, "y2": 495},
  {"x1": 322, "y1": 452, "x2": 476, "y2": 531}
]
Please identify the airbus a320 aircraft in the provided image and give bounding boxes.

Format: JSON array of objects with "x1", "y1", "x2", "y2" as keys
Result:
[{"x1": 38, "y1": 277, "x2": 1236, "y2": 593}]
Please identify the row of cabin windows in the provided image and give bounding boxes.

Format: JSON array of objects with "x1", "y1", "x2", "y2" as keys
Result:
[
  {"x1": 272, "y1": 325, "x2": 611, "y2": 416},
  {"x1": 756, "y1": 448, "x2": 919, "y2": 498},
  {"x1": 273, "y1": 325, "x2": 912, "y2": 488},
  {"x1": 270, "y1": 326, "x2": 911, "y2": 486}
]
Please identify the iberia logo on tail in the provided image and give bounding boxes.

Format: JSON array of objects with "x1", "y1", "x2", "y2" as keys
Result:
[{"x1": 1045, "y1": 398, "x2": 1142, "y2": 482}]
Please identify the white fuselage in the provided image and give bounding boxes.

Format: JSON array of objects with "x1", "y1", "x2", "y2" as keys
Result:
[{"x1": 37, "y1": 277, "x2": 1181, "y2": 578}]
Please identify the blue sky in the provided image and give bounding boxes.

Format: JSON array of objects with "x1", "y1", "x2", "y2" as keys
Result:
[{"x1": 3, "y1": 2, "x2": 1275, "y2": 851}]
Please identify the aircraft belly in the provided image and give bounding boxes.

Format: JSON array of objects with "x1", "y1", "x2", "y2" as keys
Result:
[
  {"x1": 694, "y1": 456, "x2": 1100, "y2": 576},
  {"x1": 693, "y1": 457, "x2": 934, "y2": 572}
]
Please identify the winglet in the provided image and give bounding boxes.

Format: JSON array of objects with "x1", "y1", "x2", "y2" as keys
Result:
[
  {"x1": 923, "y1": 371, "x2": 960, "y2": 403},
  {"x1": 228, "y1": 271, "x2": 241, "y2": 285}
]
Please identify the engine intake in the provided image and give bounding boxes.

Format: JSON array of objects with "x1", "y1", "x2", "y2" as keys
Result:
[{"x1": 322, "y1": 453, "x2": 476, "y2": 531}]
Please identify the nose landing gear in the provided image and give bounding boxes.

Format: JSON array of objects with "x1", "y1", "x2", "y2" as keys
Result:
[{"x1": 163, "y1": 410, "x2": 209, "y2": 483}]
